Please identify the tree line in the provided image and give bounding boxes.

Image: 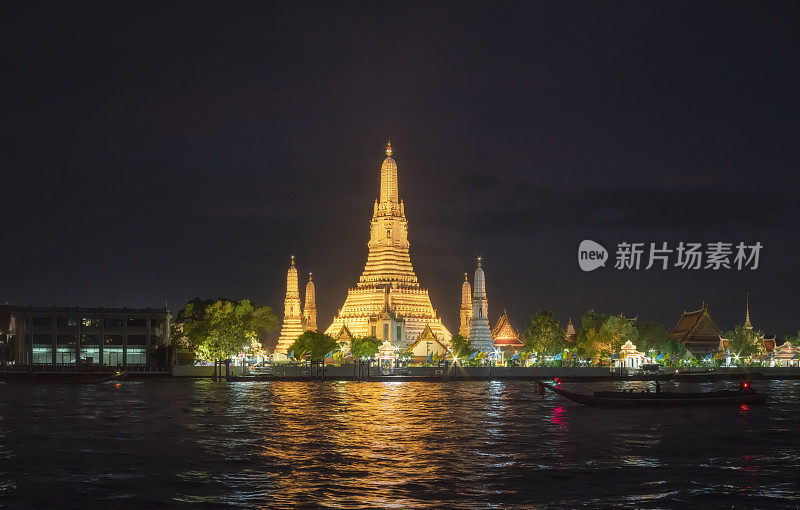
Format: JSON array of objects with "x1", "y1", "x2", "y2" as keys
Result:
[{"x1": 171, "y1": 298, "x2": 800, "y2": 363}]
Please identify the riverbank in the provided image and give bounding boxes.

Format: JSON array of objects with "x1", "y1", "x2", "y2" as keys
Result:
[
  {"x1": 173, "y1": 364, "x2": 800, "y2": 382},
  {"x1": 3, "y1": 364, "x2": 799, "y2": 382}
]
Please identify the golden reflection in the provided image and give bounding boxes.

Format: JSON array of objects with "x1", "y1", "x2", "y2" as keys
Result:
[{"x1": 254, "y1": 381, "x2": 471, "y2": 508}]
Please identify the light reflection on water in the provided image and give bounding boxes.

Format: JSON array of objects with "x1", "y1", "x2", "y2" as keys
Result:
[{"x1": 0, "y1": 379, "x2": 798, "y2": 508}]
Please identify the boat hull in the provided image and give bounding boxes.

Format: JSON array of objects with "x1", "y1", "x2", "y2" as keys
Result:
[{"x1": 542, "y1": 383, "x2": 767, "y2": 407}]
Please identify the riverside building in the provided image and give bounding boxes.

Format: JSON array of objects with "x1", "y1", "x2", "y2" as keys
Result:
[{"x1": 9, "y1": 306, "x2": 170, "y2": 367}]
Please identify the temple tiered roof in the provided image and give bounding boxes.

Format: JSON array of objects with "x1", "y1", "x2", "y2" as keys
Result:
[
  {"x1": 325, "y1": 144, "x2": 451, "y2": 344},
  {"x1": 669, "y1": 301, "x2": 723, "y2": 354}
]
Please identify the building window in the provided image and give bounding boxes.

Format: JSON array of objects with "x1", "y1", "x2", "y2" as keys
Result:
[
  {"x1": 33, "y1": 333, "x2": 52, "y2": 344},
  {"x1": 128, "y1": 335, "x2": 146, "y2": 346},
  {"x1": 371, "y1": 325, "x2": 377, "y2": 337},
  {"x1": 55, "y1": 346, "x2": 75, "y2": 364},
  {"x1": 80, "y1": 347, "x2": 100, "y2": 364},
  {"x1": 57, "y1": 317, "x2": 77, "y2": 328},
  {"x1": 81, "y1": 334, "x2": 99, "y2": 346},
  {"x1": 126, "y1": 347, "x2": 147, "y2": 365},
  {"x1": 104, "y1": 347, "x2": 123, "y2": 366},
  {"x1": 150, "y1": 318, "x2": 164, "y2": 334},
  {"x1": 57, "y1": 334, "x2": 76, "y2": 346},
  {"x1": 81, "y1": 318, "x2": 101, "y2": 328},
  {"x1": 104, "y1": 318, "x2": 124, "y2": 328},
  {"x1": 32, "y1": 346, "x2": 52, "y2": 364},
  {"x1": 127, "y1": 317, "x2": 147, "y2": 328},
  {"x1": 33, "y1": 317, "x2": 52, "y2": 328},
  {"x1": 383, "y1": 323, "x2": 389, "y2": 341},
  {"x1": 397, "y1": 325, "x2": 402, "y2": 341},
  {"x1": 105, "y1": 335, "x2": 123, "y2": 346}
]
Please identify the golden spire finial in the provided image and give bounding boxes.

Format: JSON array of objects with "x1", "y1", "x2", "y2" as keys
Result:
[
  {"x1": 308, "y1": 271, "x2": 313, "y2": 280},
  {"x1": 464, "y1": 272, "x2": 468, "y2": 281},
  {"x1": 477, "y1": 256, "x2": 482, "y2": 268},
  {"x1": 385, "y1": 141, "x2": 392, "y2": 157},
  {"x1": 290, "y1": 254, "x2": 295, "y2": 266}
]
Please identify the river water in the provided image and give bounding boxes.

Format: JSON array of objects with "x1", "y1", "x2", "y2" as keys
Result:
[{"x1": 1, "y1": 379, "x2": 798, "y2": 508}]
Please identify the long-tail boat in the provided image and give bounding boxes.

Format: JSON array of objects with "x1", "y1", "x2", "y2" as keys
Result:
[{"x1": 541, "y1": 380, "x2": 766, "y2": 407}]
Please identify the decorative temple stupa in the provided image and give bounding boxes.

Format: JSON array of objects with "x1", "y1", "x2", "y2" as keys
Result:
[
  {"x1": 275, "y1": 256, "x2": 305, "y2": 353},
  {"x1": 468, "y1": 257, "x2": 493, "y2": 351},
  {"x1": 325, "y1": 143, "x2": 451, "y2": 346},
  {"x1": 303, "y1": 273, "x2": 317, "y2": 331},
  {"x1": 459, "y1": 273, "x2": 472, "y2": 337},
  {"x1": 565, "y1": 318, "x2": 577, "y2": 343}
]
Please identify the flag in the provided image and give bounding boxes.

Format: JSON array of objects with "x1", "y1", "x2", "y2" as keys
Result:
[
  {"x1": 287, "y1": 350, "x2": 295, "y2": 359},
  {"x1": 656, "y1": 353, "x2": 665, "y2": 362},
  {"x1": 511, "y1": 352, "x2": 520, "y2": 360},
  {"x1": 554, "y1": 352, "x2": 562, "y2": 361},
  {"x1": 468, "y1": 351, "x2": 478, "y2": 360},
  {"x1": 426, "y1": 352, "x2": 433, "y2": 362},
  {"x1": 324, "y1": 350, "x2": 334, "y2": 359}
]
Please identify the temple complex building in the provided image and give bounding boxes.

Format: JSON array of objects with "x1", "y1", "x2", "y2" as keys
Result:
[
  {"x1": 325, "y1": 143, "x2": 451, "y2": 346},
  {"x1": 459, "y1": 273, "x2": 472, "y2": 337},
  {"x1": 333, "y1": 325, "x2": 354, "y2": 352},
  {"x1": 468, "y1": 258, "x2": 493, "y2": 351},
  {"x1": 669, "y1": 301, "x2": 723, "y2": 355},
  {"x1": 565, "y1": 319, "x2": 577, "y2": 343},
  {"x1": 275, "y1": 256, "x2": 305, "y2": 354},
  {"x1": 492, "y1": 310, "x2": 524, "y2": 357},
  {"x1": 409, "y1": 324, "x2": 449, "y2": 361},
  {"x1": 304, "y1": 273, "x2": 317, "y2": 331},
  {"x1": 719, "y1": 295, "x2": 776, "y2": 358}
]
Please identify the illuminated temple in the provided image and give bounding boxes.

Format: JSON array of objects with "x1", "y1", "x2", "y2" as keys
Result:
[
  {"x1": 275, "y1": 256, "x2": 304, "y2": 354},
  {"x1": 275, "y1": 257, "x2": 316, "y2": 354},
  {"x1": 324, "y1": 143, "x2": 452, "y2": 346}
]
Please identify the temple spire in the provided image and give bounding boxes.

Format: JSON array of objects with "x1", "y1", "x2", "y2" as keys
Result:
[
  {"x1": 324, "y1": 144, "x2": 452, "y2": 345},
  {"x1": 304, "y1": 272, "x2": 317, "y2": 332},
  {"x1": 275, "y1": 255, "x2": 305, "y2": 354},
  {"x1": 744, "y1": 292, "x2": 753, "y2": 330},
  {"x1": 468, "y1": 257, "x2": 493, "y2": 351},
  {"x1": 379, "y1": 143, "x2": 399, "y2": 204},
  {"x1": 459, "y1": 272, "x2": 472, "y2": 337}
]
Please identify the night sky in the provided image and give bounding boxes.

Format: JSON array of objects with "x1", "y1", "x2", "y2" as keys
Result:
[{"x1": 3, "y1": 2, "x2": 799, "y2": 344}]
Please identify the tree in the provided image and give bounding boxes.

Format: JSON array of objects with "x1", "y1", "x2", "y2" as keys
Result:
[
  {"x1": 784, "y1": 331, "x2": 800, "y2": 346},
  {"x1": 574, "y1": 309, "x2": 610, "y2": 361},
  {"x1": 578, "y1": 315, "x2": 638, "y2": 361},
  {"x1": 288, "y1": 331, "x2": 337, "y2": 361},
  {"x1": 180, "y1": 299, "x2": 277, "y2": 362},
  {"x1": 596, "y1": 315, "x2": 638, "y2": 353},
  {"x1": 350, "y1": 336, "x2": 381, "y2": 359},
  {"x1": 724, "y1": 325, "x2": 761, "y2": 359},
  {"x1": 581, "y1": 309, "x2": 609, "y2": 334},
  {"x1": 523, "y1": 310, "x2": 565, "y2": 356},
  {"x1": 636, "y1": 321, "x2": 669, "y2": 354},
  {"x1": 450, "y1": 333, "x2": 475, "y2": 358}
]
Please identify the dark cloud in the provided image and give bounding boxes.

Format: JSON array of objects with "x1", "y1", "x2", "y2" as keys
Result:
[{"x1": 1, "y1": 1, "x2": 799, "y2": 338}]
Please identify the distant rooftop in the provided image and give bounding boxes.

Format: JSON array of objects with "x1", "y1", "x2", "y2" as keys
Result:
[{"x1": 10, "y1": 306, "x2": 169, "y2": 314}]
